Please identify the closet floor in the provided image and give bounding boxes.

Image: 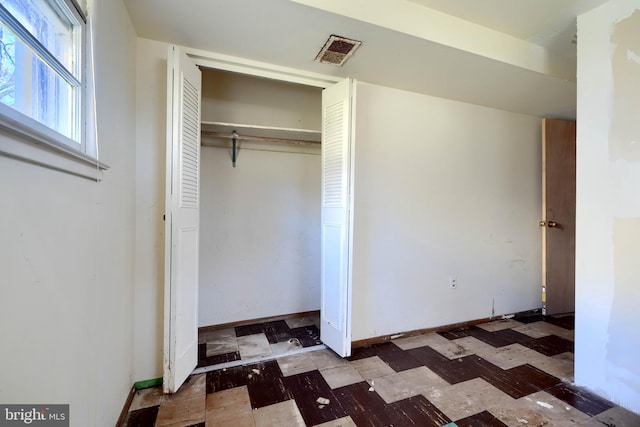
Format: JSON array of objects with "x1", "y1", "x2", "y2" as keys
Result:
[
  {"x1": 197, "y1": 314, "x2": 322, "y2": 369},
  {"x1": 122, "y1": 313, "x2": 640, "y2": 427}
]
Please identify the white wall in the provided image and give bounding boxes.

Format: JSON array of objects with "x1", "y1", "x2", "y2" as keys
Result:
[
  {"x1": 199, "y1": 69, "x2": 322, "y2": 326},
  {"x1": 201, "y1": 68, "x2": 321, "y2": 130},
  {"x1": 0, "y1": 0, "x2": 137, "y2": 425},
  {"x1": 133, "y1": 38, "x2": 168, "y2": 382},
  {"x1": 351, "y1": 82, "x2": 542, "y2": 341},
  {"x1": 199, "y1": 148, "x2": 321, "y2": 326},
  {"x1": 576, "y1": 0, "x2": 640, "y2": 413}
]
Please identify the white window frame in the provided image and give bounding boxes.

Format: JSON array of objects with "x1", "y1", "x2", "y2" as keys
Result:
[{"x1": 0, "y1": 0, "x2": 107, "y2": 180}]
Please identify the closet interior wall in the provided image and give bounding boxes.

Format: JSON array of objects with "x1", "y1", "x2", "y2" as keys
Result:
[{"x1": 198, "y1": 68, "x2": 322, "y2": 328}]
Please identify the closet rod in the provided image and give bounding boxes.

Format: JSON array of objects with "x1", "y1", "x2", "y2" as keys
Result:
[{"x1": 201, "y1": 130, "x2": 321, "y2": 146}]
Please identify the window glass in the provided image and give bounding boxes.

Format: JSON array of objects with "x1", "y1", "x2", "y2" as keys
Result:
[
  {"x1": 0, "y1": 0, "x2": 76, "y2": 75},
  {"x1": 0, "y1": 0, "x2": 82, "y2": 144}
]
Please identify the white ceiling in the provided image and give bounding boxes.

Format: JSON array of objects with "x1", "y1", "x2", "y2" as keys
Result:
[
  {"x1": 407, "y1": 0, "x2": 606, "y2": 58},
  {"x1": 123, "y1": 0, "x2": 608, "y2": 119}
]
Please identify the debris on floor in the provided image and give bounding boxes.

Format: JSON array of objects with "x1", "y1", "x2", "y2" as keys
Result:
[
  {"x1": 536, "y1": 401, "x2": 554, "y2": 409},
  {"x1": 316, "y1": 397, "x2": 330, "y2": 405},
  {"x1": 288, "y1": 338, "x2": 302, "y2": 346}
]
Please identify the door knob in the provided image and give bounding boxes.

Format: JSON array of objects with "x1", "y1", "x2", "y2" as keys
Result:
[
  {"x1": 538, "y1": 220, "x2": 546, "y2": 227},
  {"x1": 547, "y1": 221, "x2": 558, "y2": 228}
]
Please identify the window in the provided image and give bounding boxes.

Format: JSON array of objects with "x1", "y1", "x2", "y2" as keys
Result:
[{"x1": 0, "y1": 0, "x2": 100, "y2": 177}]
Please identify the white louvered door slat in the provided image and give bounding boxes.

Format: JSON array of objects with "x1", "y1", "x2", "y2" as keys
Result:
[
  {"x1": 164, "y1": 46, "x2": 201, "y2": 394},
  {"x1": 320, "y1": 78, "x2": 354, "y2": 358},
  {"x1": 180, "y1": 79, "x2": 199, "y2": 208}
]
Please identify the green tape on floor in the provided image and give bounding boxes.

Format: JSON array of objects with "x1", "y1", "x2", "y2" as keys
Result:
[{"x1": 134, "y1": 377, "x2": 163, "y2": 390}]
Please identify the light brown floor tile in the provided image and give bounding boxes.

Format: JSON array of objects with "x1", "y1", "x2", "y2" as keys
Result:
[
  {"x1": 277, "y1": 353, "x2": 317, "y2": 377},
  {"x1": 529, "y1": 352, "x2": 574, "y2": 381},
  {"x1": 392, "y1": 332, "x2": 452, "y2": 351},
  {"x1": 253, "y1": 399, "x2": 305, "y2": 427},
  {"x1": 309, "y1": 349, "x2": 348, "y2": 370},
  {"x1": 428, "y1": 339, "x2": 475, "y2": 360},
  {"x1": 350, "y1": 356, "x2": 395, "y2": 380},
  {"x1": 237, "y1": 333, "x2": 273, "y2": 359},
  {"x1": 167, "y1": 374, "x2": 206, "y2": 402},
  {"x1": 577, "y1": 406, "x2": 640, "y2": 427},
  {"x1": 204, "y1": 328, "x2": 238, "y2": 356},
  {"x1": 129, "y1": 386, "x2": 164, "y2": 411},
  {"x1": 207, "y1": 413, "x2": 255, "y2": 427},
  {"x1": 397, "y1": 366, "x2": 450, "y2": 394},
  {"x1": 285, "y1": 314, "x2": 320, "y2": 329},
  {"x1": 312, "y1": 415, "x2": 357, "y2": 427},
  {"x1": 477, "y1": 319, "x2": 524, "y2": 332},
  {"x1": 199, "y1": 327, "x2": 232, "y2": 344},
  {"x1": 451, "y1": 336, "x2": 496, "y2": 356},
  {"x1": 513, "y1": 321, "x2": 575, "y2": 341},
  {"x1": 155, "y1": 395, "x2": 205, "y2": 427},
  {"x1": 206, "y1": 385, "x2": 252, "y2": 424},
  {"x1": 320, "y1": 364, "x2": 364, "y2": 389},
  {"x1": 368, "y1": 373, "x2": 418, "y2": 403},
  {"x1": 425, "y1": 377, "x2": 514, "y2": 421},
  {"x1": 477, "y1": 343, "x2": 548, "y2": 370},
  {"x1": 489, "y1": 391, "x2": 590, "y2": 427}
]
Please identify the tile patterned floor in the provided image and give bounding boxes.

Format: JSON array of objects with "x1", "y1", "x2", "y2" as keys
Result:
[
  {"x1": 123, "y1": 314, "x2": 640, "y2": 426},
  {"x1": 197, "y1": 315, "x2": 322, "y2": 368}
]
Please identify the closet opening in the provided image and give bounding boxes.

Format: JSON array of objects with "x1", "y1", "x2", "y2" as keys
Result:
[{"x1": 195, "y1": 68, "x2": 324, "y2": 370}]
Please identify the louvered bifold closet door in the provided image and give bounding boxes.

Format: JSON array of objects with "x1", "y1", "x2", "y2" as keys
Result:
[
  {"x1": 320, "y1": 78, "x2": 355, "y2": 358},
  {"x1": 164, "y1": 46, "x2": 202, "y2": 393}
]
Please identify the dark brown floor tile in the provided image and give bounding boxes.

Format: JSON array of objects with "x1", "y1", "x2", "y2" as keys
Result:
[
  {"x1": 468, "y1": 327, "x2": 533, "y2": 347},
  {"x1": 347, "y1": 345, "x2": 380, "y2": 361},
  {"x1": 545, "y1": 383, "x2": 615, "y2": 416},
  {"x1": 389, "y1": 394, "x2": 451, "y2": 427},
  {"x1": 206, "y1": 365, "x2": 249, "y2": 394},
  {"x1": 245, "y1": 360, "x2": 293, "y2": 409},
  {"x1": 235, "y1": 323, "x2": 266, "y2": 337},
  {"x1": 455, "y1": 410, "x2": 508, "y2": 427},
  {"x1": 545, "y1": 315, "x2": 575, "y2": 330},
  {"x1": 514, "y1": 313, "x2": 545, "y2": 324},
  {"x1": 198, "y1": 351, "x2": 241, "y2": 368},
  {"x1": 438, "y1": 327, "x2": 474, "y2": 340},
  {"x1": 506, "y1": 364, "x2": 563, "y2": 391},
  {"x1": 333, "y1": 381, "x2": 388, "y2": 417},
  {"x1": 122, "y1": 405, "x2": 159, "y2": 427},
  {"x1": 289, "y1": 325, "x2": 322, "y2": 347},
  {"x1": 521, "y1": 334, "x2": 574, "y2": 356},
  {"x1": 374, "y1": 342, "x2": 424, "y2": 372},
  {"x1": 407, "y1": 347, "x2": 479, "y2": 384},
  {"x1": 349, "y1": 409, "x2": 397, "y2": 427},
  {"x1": 472, "y1": 359, "x2": 562, "y2": 399},
  {"x1": 452, "y1": 355, "x2": 541, "y2": 399},
  {"x1": 263, "y1": 320, "x2": 293, "y2": 344},
  {"x1": 282, "y1": 369, "x2": 347, "y2": 425}
]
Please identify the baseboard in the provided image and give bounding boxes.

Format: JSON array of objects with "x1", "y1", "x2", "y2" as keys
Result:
[
  {"x1": 114, "y1": 386, "x2": 135, "y2": 427},
  {"x1": 198, "y1": 310, "x2": 320, "y2": 333}
]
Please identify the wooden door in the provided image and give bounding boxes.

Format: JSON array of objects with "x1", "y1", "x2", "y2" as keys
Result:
[
  {"x1": 320, "y1": 78, "x2": 355, "y2": 357},
  {"x1": 164, "y1": 46, "x2": 202, "y2": 393},
  {"x1": 542, "y1": 119, "x2": 576, "y2": 315}
]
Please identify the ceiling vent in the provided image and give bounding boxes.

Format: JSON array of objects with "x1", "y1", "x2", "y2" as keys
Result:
[{"x1": 315, "y1": 35, "x2": 362, "y2": 66}]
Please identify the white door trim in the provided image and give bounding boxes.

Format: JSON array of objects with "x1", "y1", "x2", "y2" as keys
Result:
[{"x1": 183, "y1": 46, "x2": 340, "y2": 88}]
